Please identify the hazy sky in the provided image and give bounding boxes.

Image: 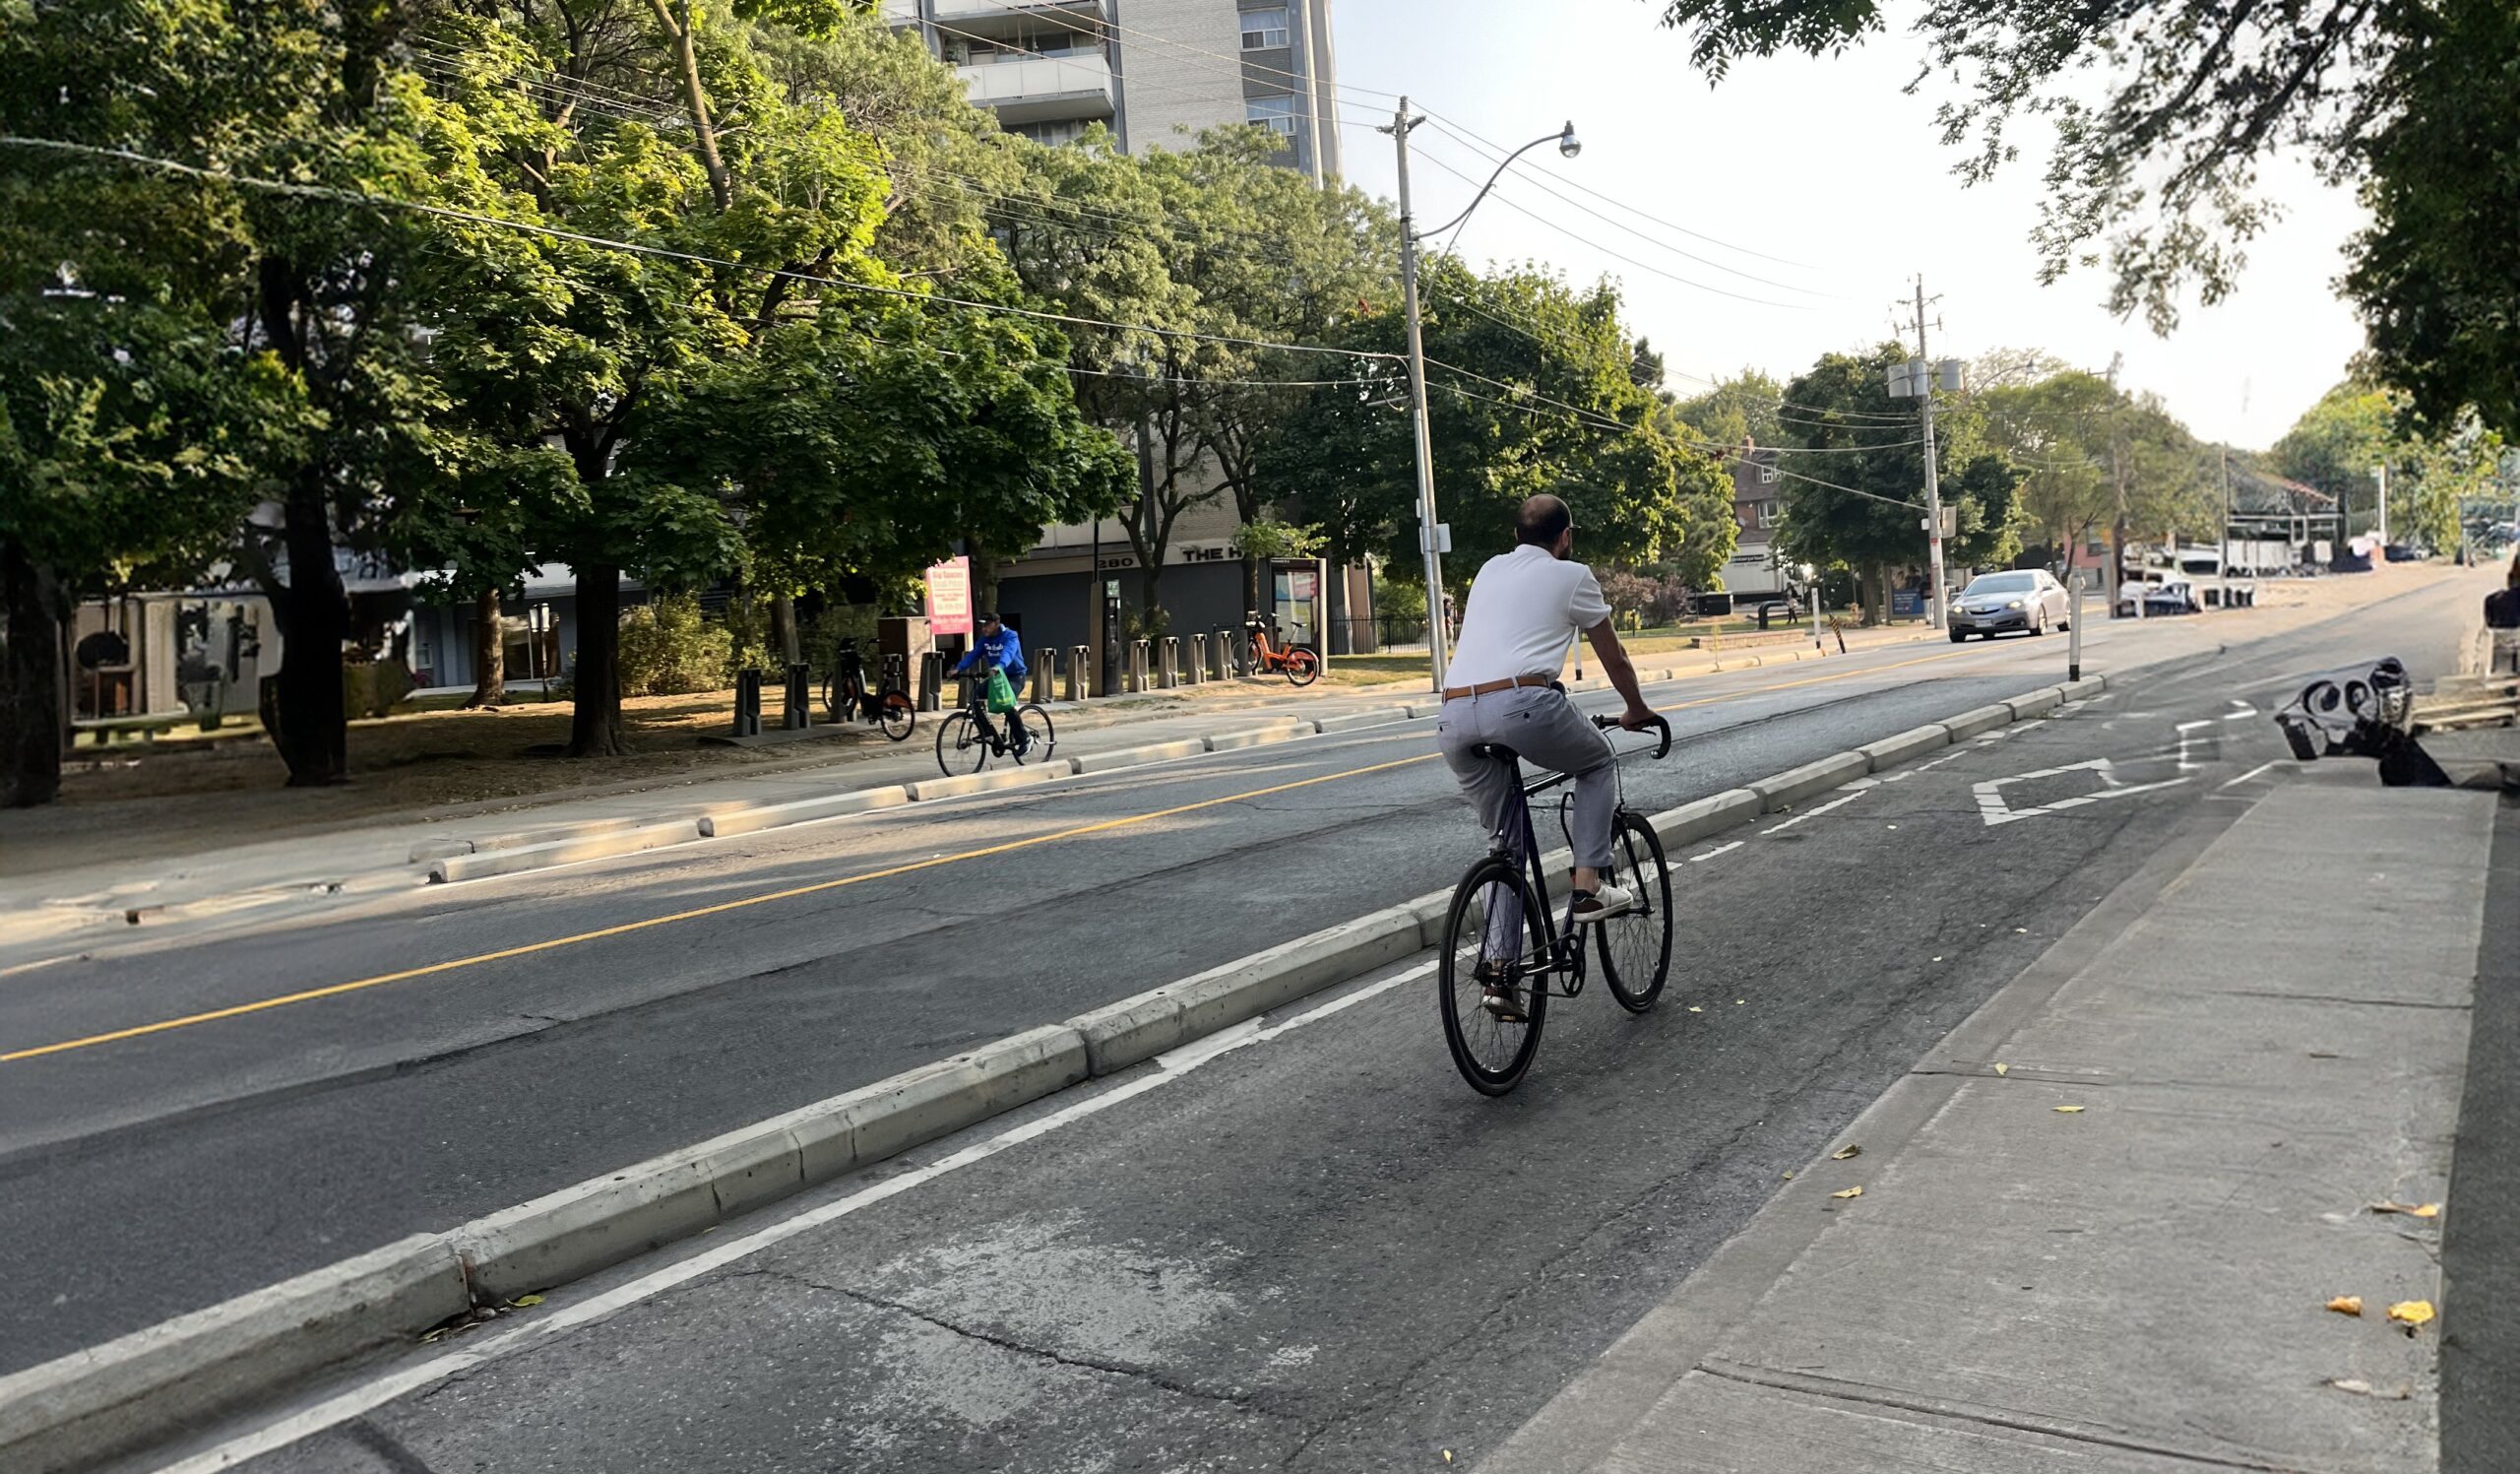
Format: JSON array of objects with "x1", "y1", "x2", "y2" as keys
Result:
[{"x1": 1319, "y1": 0, "x2": 2367, "y2": 450}]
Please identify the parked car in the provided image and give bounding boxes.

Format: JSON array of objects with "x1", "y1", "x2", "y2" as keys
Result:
[
  {"x1": 2114, "y1": 577, "x2": 2202, "y2": 617},
  {"x1": 1948, "y1": 569, "x2": 2072, "y2": 641}
]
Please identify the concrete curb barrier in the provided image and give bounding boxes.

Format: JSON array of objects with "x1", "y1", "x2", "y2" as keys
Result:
[
  {"x1": 1649, "y1": 789, "x2": 1762, "y2": 849},
  {"x1": 1749, "y1": 752, "x2": 1872, "y2": 813},
  {"x1": 0, "y1": 1235, "x2": 470, "y2": 1474},
  {"x1": 1203, "y1": 723, "x2": 1309, "y2": 753},
  {"x1": 1940, "y1": 702, "x2": 2017, "y2": 740},
  {"x1": 905, "y1": 760, "x2": 1079, "y2": 803},
  {"x1": 1067, "y1": 907, "x2": 1426, "y2": 1076},
  {"x1": 697, "y1": 787, "x2": 912, "y2": 839},
  {"x1": 1068, "y1": 738, "x2": 1209, "y2": 775},
  {"x1": 2005, "y1": 685, "x2": 2066, "y2": 720},
  {"x1": 1312, "y1": 706, "x2": 1416, "y2": 735},
  {"x1": 1858, "y1": 724, "x2": 1953, "y2": 771},
  {"x1": 4, "y1": 675, "x2": 2087, "y2": 1469},
  {"x1": 430, "y1": 820, "x2": 704, "y2": 883}
]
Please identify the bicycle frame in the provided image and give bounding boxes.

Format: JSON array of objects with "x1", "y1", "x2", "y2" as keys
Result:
[{"x1": 1479, "y1": 760, "x2": 1591, "y2": 996}]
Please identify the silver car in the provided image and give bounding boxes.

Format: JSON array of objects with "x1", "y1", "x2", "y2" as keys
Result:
[{"x1": 1948, "y1": 570, "x2": 2071, "y2": 641}]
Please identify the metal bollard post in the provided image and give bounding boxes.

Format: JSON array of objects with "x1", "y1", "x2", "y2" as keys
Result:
[
  {"x1": 1185, "y1": 633, "x2": 1207, "y2": 685},
  {"x1": 733, "y1": 670, "x2": 763, "y2": 737},
  {"x1": 2068, "y1": 577, "x2": 2084, "y2": 683},
  {"x1": 1159, "y1": 637, "x2": 1179, "y2": 689},
  {"x1": 917, "y1": 651, "x2": 945, "y2": 712},
  {"x1": 1066, "y1": 645, "x2": 1089, "y2": 702},
  {"x1": 1034, "y1": 648, "x2": 1055, "y2": 704},
  {"x1": 784, "y1": 663, "x2": 812, "y2": 730}
]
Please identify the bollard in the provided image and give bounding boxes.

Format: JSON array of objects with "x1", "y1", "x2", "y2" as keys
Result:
[
  {"x1": 733, "y1": 670, "x2": 764, "y2": 737},
  {"x1": 917, "y1": 651, "x2": 945, "y2": 712},
  {"x1": 1185, "y1": 633, "x2": 1207, "y2": 686},
  {"x1": 784, "y1": 662, "x2": 812, "y2": 730},
  {"x1": 2067, "y1": 577, "x2": 2085, "y2": 683},
  {"x1": 1215, "y1": 626, "x2": 1237, "y2": 678},
  {"x1": 1130, "y1": 638, "x2": 1152, "y2": 693},
  {"x1": 1034, "y1": 648, "x2": 1055, "y2": 704},
  {"x1": 1066, "y1": 645, "x2": 1090, "y2": 702},
  {"x1": 1159, "y1": 636, "x2": 1180, "y2": 689}
]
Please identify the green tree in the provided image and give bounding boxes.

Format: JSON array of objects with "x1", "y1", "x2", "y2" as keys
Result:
[
  {"x1": 2346, "y1": 0, "x2": 2520, "y2": 442},
  {"x1": 2272, "y1": 383, "x2": 2400, "y2": 536},
  {"x1": 1670, "y1": 369, "x2": 1786, "y2": 454}
]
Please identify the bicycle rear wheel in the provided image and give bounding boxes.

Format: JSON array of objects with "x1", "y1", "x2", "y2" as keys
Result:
[
  {"x1": 878, "y1": 692, "x2": 914, "y2": 741},
  {"x1": 1438, "y1": 855, "x2": 1551, "y2": 1095},
  {"x1": 936, "y1": 711, "x2": 990, "y2": 775},
  {"x1": 1285, "y1": 647, "x2": 1321, "y2": 687},
  {"x1": 1596, "y1": 811, "x2": 1673, "y2": 1012},
  {"x1": 1011, "y1": 702, "x2": 1055, "y2": 762}
]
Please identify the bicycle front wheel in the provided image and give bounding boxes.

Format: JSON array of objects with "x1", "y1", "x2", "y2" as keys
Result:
[
  {"x1": 1439, "y1": 855, "x2": 1551, "y2": 1096},
  {"x1": 936, "y1": 711, "x2": 990, "y2": 775},
  {"x1": 1596, "y1": 811, "x2": 1673, "y2": 1013},
  {"x1": 1011, "y1": 702, "x2": 1055, "y2": 762},
  {"x1": 878, "y1": 692, "x2": 914, "y2": 742},
  {"x1": 1285, "y1": 647, "x2": 1321, "y2": 687}
]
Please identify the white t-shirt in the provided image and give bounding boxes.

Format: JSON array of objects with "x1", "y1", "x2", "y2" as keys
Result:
[{"x1": 1445, "y1": 544, "x2": 1612, "y2": 686}]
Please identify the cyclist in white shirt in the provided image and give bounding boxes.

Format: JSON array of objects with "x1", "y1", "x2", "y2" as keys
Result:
[{"x1": 1437, "y1": 496, "x2": 1657, "y2": 979}]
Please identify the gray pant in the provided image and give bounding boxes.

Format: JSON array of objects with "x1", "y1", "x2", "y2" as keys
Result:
[{"x1": 1439, "y1": 685, "x2": 1619, "y2": 869}]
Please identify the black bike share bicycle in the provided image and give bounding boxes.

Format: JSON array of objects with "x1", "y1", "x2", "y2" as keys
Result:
[
  {"x1": 824, "y1": 636, "x2": 915, "y2": 741},
  {"x1": 935, "y1": 665, "x2": 1057, "y2": 776},
  {"x1": 1438, "y1": 710, "x2": 1675, "y2": 1095}
]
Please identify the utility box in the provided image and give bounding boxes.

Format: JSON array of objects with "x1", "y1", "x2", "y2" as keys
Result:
[{"x1": 878, "y1": 615, "x2": 933, "y2": 673}]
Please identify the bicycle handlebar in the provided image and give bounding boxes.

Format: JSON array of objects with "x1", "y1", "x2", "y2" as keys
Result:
[{"x1": 1594, "y1": 712, "x2": 1672, "y2": 759}]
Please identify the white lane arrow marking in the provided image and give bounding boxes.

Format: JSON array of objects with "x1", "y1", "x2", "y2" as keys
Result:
[{"x1": 1973, "y1": 758, "x2": 2191, "y2": 826}]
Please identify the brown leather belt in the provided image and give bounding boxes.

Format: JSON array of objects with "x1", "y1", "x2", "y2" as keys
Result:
[{"x1": 1441, "y1": 673, "x2": 1555, "y2": 701}]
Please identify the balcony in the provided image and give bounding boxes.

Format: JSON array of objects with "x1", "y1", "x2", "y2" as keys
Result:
[
  {"x1": 957, "y1": 51, "x2": 1117, "y2": 125},
  {"x1": 934, "y1": 0, "x2": 1107, "y2": 26}
]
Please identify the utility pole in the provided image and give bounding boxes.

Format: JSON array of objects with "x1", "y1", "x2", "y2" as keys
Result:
[
  {"x1": 2374, "y1": 461, "x2": 2390, "y2": 546},
  {"x1": 1385, "y1": 96, "x2": 1449, "y2": 691},
  {"x1": 1911, "y1": 278, "x2": 1949, "y2": 630},
  {"x1": 2219, "y1": 446, "x2": 2234, "y2": 610},
  {"x1": 2106, "y1": 352, "x2": 2129, "y2": 619}
]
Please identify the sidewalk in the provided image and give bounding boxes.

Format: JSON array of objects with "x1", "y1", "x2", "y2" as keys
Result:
[{"x1": 1484, "y1": 769, "x2": 2492, "y2": 1473}]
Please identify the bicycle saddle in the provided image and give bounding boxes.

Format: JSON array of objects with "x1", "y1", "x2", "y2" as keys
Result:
[{"x1": 1470, "y1": 742, "x2": 1522, "y2": 763}]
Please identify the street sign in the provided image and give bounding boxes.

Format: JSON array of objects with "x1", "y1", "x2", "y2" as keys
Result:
[
  {"x1": 924, "y1": 556, "x2": 974, "y2": 637},
  {"x1": 1419, "y1": 522, "x2": 1452, "y2": 554}
]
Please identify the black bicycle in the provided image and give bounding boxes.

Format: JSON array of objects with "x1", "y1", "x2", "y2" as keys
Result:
[
  {"x1": 935, "y1": 668, "x2": 1056, "y2": 776},
  {"x1": 1438, "y1": 712, "x2": 1675, "y2": 1096},
  {"x1": 824, "y1": 637, "x2": 915, "y2": 741}
]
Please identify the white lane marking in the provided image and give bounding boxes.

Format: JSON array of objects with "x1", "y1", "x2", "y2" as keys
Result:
[
  {"x1": 2175, "y1": 720, "x2": 2216, "y2": 732},
  {"x1": 2218, "y1": 761, "x2": 2283, "y2": 791},
  {"x1": 153, "y1": 959, "x2": 1440, "y2": 1472},
  {"x1": 1687, "y1": 841, "x2": 1744, "y2": 864},
  {"x1": 2011, "y1": 719, "x2": 2050, "y2": 736},
  {"x1": 1972, "y1": 759, "x2": 2191, "y2": 826},
  {"x1": 2223, "y1": 702, "x2": 2259, "y2": 721},
  {"x1": 1760, "y1": 788, "x2": 1869, "y2": 836},
  {"x1": 1914, "y1": 751, "x2": 1968, "y2": 772}
]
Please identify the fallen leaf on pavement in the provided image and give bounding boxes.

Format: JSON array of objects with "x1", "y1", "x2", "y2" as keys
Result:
[
  {"x1": 2326, "y1": 1296, "x2": 2363, "y2": 1316},
  {"x1": 2325, "y1": 1378, "x2": 2411, "y2": 1400},
  {"x1": 1831, "y1": 1144, "x2": 1860, "y2": 1160},
  {"x1": 2053, "y1": 1106, "x2": 2086, "y2": 1114},
  {"x1": 1782, "y1": 1171, "x2": 1794, "y2": 1180},
  {"x1": 511, "y1": 1295, "x2": 546, "y2": 1308},
  {"x1": 2387, "y1": 1300, "x2": 2434, "y2": 1330},
  {"x1": 1993, "y1": 1062, "x2": 2009, "y2": 1076},
  {"x1": 1831, "y1": 1186, "x2": 1863, "y2": 1199},
  {"x1": 2368, "y1": 1201, "x2": 2441, "y2": 1219},
  {"x1": 1734, "y1": 998, "x2": 1745, "y2": 1005},
  {"x1": 1443, "y1": 1453, "x2": 1454, "y2": 1464},
  {"x1": 1687, "y1": 1005, "x2": 1703, "y2": 1013}
]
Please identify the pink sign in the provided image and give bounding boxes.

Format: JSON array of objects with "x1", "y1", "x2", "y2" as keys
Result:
[{"x1": 925, "y1": 556, "x2": 974, "y2": 637}]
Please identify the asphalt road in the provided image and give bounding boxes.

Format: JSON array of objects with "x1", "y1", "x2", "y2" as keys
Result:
[
  {"x1": 0, "y1": 584, "x2": 2476, "y2": 1384},
  {"x1": 152, "y1": 578, "x2": 2487, "y2": 1474}
]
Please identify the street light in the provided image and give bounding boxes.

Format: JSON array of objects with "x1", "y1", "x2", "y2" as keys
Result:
[{"x1": 1382, "y1": 99, "x2": 1581, "y2": 690}]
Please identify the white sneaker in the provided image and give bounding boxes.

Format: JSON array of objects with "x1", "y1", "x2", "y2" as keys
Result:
[{"x1": 1570, "y1": 882, "x2": 1634, "y2": 924}]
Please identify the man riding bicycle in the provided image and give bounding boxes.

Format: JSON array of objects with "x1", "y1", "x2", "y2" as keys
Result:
[
  {"x1": 951, "y1": 612, "x2": 1031, "y2": 756},
  {"x1": 1438, "y1": 495, "x2": 1656, "y2": 953}
]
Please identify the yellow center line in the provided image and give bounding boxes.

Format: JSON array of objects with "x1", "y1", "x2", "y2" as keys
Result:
[{"x1": 1, "y1": 641, "x2": 2000, "y2": 1063}]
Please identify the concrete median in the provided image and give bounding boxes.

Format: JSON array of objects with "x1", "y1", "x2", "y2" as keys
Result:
[
  {"x1": 1650, "y1": 789, "x2": 1762, "y2": 849},
  {"x1": 429, "y1": 819, "x2": 705, "y2": 883},
  {"x1": 905, "y1": 759, "x2": 1078, "y2": 803},
  {"x1": 1749, "y1": 752, "x2": 1871, "y2": 813},
  {"x1": 1940, "y1": 702, "x2": 2017, "y2": 740},
  {"x1": 697, "y1": 786, "x2": 913, "y2": 838},
  {"x1": 1311, "y1": 706, "x2": 1416, "y2": 734},
  {"x1": 0, "y1": 1234, "x2": 471, "y2": 1474},
  {"x1": 1068, "y1": 738, "x2": 1209, "y2": 775},
  {"x1": 2005, "y1": 685, "x2": 2066, "y2": 720},
  {"x1": 1858, "y1": 724, "x2": 1952, "y2": 771},
  {"x1": 1203, "y1": 723, "x2": 1310, "y2": 753}
]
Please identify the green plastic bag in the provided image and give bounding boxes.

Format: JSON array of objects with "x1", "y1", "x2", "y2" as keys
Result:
[{"x1": 984, "y1": 668, "x2": 1019, "y2": 713}]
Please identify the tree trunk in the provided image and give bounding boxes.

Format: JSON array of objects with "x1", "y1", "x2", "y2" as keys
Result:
[
  {"x1": 465, "y1": 588, "x2": 506, "y2": 709},
  {"x1": 1, "y1": 543, "x2": 64, "y2": 808},
  {"x1": 567, "y1": 565, "x2": 626, "y2": 757},
  {"x1": 269, "y1": 470, "x2": 350, "y2": 787},
  {"x1": 771, "y1": 595, "x2": 800, "y2": 669},
  {"x1": 1243, "y1": 554, "x2": 1264, "y2": 623}
]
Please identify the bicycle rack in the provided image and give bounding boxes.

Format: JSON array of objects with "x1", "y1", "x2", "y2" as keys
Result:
[
  {"x1": 1159, "y1": 637, "x2": 1180, "y2": 689},
  {"x1": 1065, "y1": 645, "x2": 1090, "y2": 702},
  {"x1": 782, "y1": 663, "x2": 811, "y2": 730},
  {"x1": 1128, "y1": 639, "x2": 1152, "y2": 693},
  {"x1": 1185, "y1": 634, "x2": 1208, "y2": 686},
  {"x1": 1033, "y1": 647, "x2": 1055, "y2": 705},
  {"x1": 916, "y1": 651, "x2": 945, "y2": 712},
  {"x1": 732, "y1": 670, "x2": 764, "y2": 737}
]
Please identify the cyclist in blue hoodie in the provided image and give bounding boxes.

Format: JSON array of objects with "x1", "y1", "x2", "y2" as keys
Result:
[{"x1": 952, "y1": 612, "x2": 1031, "y2": 754}]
